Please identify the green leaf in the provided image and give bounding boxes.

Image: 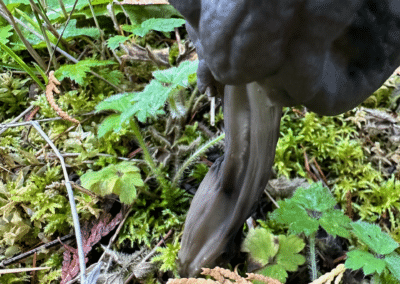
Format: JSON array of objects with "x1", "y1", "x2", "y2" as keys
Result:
[
  {"x1": 242, "y1": 228, "x2": 279, "y2": 266},
  {"x1": 58, "y1": 19, "x2": 100, "y2": 39},
  {"x1": 258, "y1": 265, "x2": 288, "y2": 284},
  {"x1": 271, "y1": 182, "x2": 352, "y2": 238},
  {"x1": 123, "y1": 5, "x2": 182, "y2": 25},
  {"x1": 107, "y1": 35, "x2": 130, "y2": 50},
  {"x1": 129, "y1": 172, "x2": 144, "y2": 187},
  {"x1": 96, "y1": 93, "x2": 135, "y2": 113},
  {"x1": 127, "y1": 18, "x2": 185, "y2": 37},
  {"x1": 55, "y1": 59, "x2": 115, "y2": 85},
  {"x1": 319, "y1": 209, "x2": 351, "y2": 238},
  {"x1": 291, "y1": 182, "x2": 337, "y2": 212},
  {"x1": 119, "y1": 175, "x2": 137, "y2": 204},
  {"x1": 80, "y1": 162, "x2": 143, "y2": 204},
  {"x1": 152, "y1": 239, "x2": 181, "y2": 273},
  {"x1": 0, "y1": 26, "x2": 13, "y2": 44},
  {"x1": 350, "y1": 220, "x2": 399, "y2": 255},
  {"x1": 97, "y1": 114, "x2": 124, "y2": 138},
  {"x1": 271, "y1": 199, "x2": 320, "y2": 236},
  {"x1": 345, "y1": 250, "x2": 386, "y2": 275},
  {"x1": 100, "y1": 69, "x2": 123, "y2": 86},
  {"x1": 384, "y1": 252, "x2": 400, "y2": 281},
  {"x1": 275, "y1": 235, "x2": 306, "y2": 272},
  {"x1": 243, "y1": 231, "x2": 305, "y2": 284},
  {"x1": 153, "y1": 60, "x2": 198, "y2": 88},
  {"x1": 0, "y1": 41, "x2": 45, "y2": 90},
  {"x1": 123, "y1": 80, "x2": 169, "y2": 123}
]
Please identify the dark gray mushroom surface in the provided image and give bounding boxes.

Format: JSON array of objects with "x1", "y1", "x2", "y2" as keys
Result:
[{"x1": 169, "y1": 0, "x2": 400, "y2": 277}]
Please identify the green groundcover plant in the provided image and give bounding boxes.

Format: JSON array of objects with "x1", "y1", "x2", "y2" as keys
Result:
[{"x1": 243, "y1": 182, "x2": 400, "y2": 283}]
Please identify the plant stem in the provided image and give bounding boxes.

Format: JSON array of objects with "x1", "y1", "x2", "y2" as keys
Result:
[
  {"x1": 185, "y1": 86, "x2": 199, "y2": 117},
  {"x1": 130, "y1": 119, "x2": 169, "y2": 191},
  {"x1": 172, "y1": 132, "x2": 225, "y2": 187},
  {"x1": 87, "y1": 0, "x2": 106, "y2": 58},
  {"x1": 308, "y1": 232, "x2": 318, "y2": 281},
  {"x1": 57, "y1": 0, "x2": 68, "y2": 18}
]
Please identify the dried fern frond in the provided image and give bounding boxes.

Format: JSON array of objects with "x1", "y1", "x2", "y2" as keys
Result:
[
  {"x1": 309, "y1": 264, "x2": 346, "y2": 284},
  {"x1": 246, "y1": 273, "x2": 283, "y2": 284},
  {"x1": 167, "y1": 278, "x2": 219, "y2": 284},
  {"x1": 167, "y1": 267, "x2": 282, "y2": 284},
  {"x1": 202, "y1": 267, "x2": 244, "y2": 283},
  {"x1": 46, "y1": 71, "x2": 79, "y2": 124}
]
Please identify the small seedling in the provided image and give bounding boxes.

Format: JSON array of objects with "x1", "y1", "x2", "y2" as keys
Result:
[
  {"x1": 345, "y1": 220, "x2": 400, "y2": 281},
  {"x1": 270, "y1": 182, "x2": 352, "y2": 280}
]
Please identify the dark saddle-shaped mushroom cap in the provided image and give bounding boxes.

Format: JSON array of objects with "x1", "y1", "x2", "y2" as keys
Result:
[{"x1": 172, "y1": 0, "x2": 400, "y2": 114}]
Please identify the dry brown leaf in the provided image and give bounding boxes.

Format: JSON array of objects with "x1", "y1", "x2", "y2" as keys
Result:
[{"x1": 60, "y1": 212, "x2": 123, "y2": 283}]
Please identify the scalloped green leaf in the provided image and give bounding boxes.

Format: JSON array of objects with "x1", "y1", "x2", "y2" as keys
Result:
[
  {"x1": 271, "y1": 199, "x2": 319, "y2": 236},
  {"x1": 153, "y1": 60, "x2": 198, "y2": 88},
  {"x1": 275, "y1": 235, "x2": 306, "y2": 272},
  {"x1": 320, "y1": 209, "x2": 351, "y2": 238},
  {"x1": 242, "y1": 228, "x2": 279, "y2": 266},
  {"x1": 80, "y1": 162, "x2": 143, "y2": 204},
  {"x1": 346, "y1": 250, "x2": 386, "y2": 275},
  {"x1": 351, "y1": 220, "x2": 399, "y2": 255},
  {"x1": 384, "y1": 252, "x2": 400, "y2": 281},
  {"x1": 107, "y1": 35, "x2": 130, "y2": 50},
  {"x1": 55, "y1": 59, "x2": 115, "y2": 85}
]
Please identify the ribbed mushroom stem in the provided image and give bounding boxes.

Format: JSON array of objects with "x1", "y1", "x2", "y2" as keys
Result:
[{"x1": 178, "y1": 82, "x2": 283, "y2": 277}]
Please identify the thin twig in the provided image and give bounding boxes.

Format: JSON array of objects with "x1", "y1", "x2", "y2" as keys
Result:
[
  {"x1": 124, "y1": 230, "x2": 173, "y2": 284},
  {"x1": 264, "y1": 188, "x2": 280, "y2": 209},
  {"x1": 46, "y1": 181, "x2": 99, "y2": 199},
  {"x1": 303, "y1": 149, "x2": 318, "y2": 181},
  {"x1": 1, "y1": 110, "x2": 101, "y2": 130},
  {"x1": 87, "y1": 0, "x2": 106, "y2": 56},
  {"x1": 174, "y1": 27, "x2": 184, "y2": 55},
  {"x1": 0, "y1": 234, "x2": 74, "y2": 268},
  {"x1": 38, "y1": 152, "x2": 144, "y2": 163},
  {"x1": 0, "y1": 105, "x2": 34, "y2": 135},
  {"x1": 29, "y1": 121, "x2": 86, "y2": 283},
  {"x1": 48, "y1": 0, "x2": 79, "y2": 73},
  {"x1": 312, "y1": 158, "x2": 328, "y2": 185},
  {"x1": 0, "y1": 9, "x2": 76, "y2": 63},
  {"x1": 28, "y1": 0, "x2": 68, "y2": 47}
]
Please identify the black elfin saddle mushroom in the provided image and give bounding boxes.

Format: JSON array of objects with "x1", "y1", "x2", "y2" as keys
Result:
[{"x1": 169, "y1": 0, "x2": 400, "y2": 277}]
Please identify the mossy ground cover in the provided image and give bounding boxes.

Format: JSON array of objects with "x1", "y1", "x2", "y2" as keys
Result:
[{"x1": 0, "y1": 1, "x2": 400, "y2": 283}]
